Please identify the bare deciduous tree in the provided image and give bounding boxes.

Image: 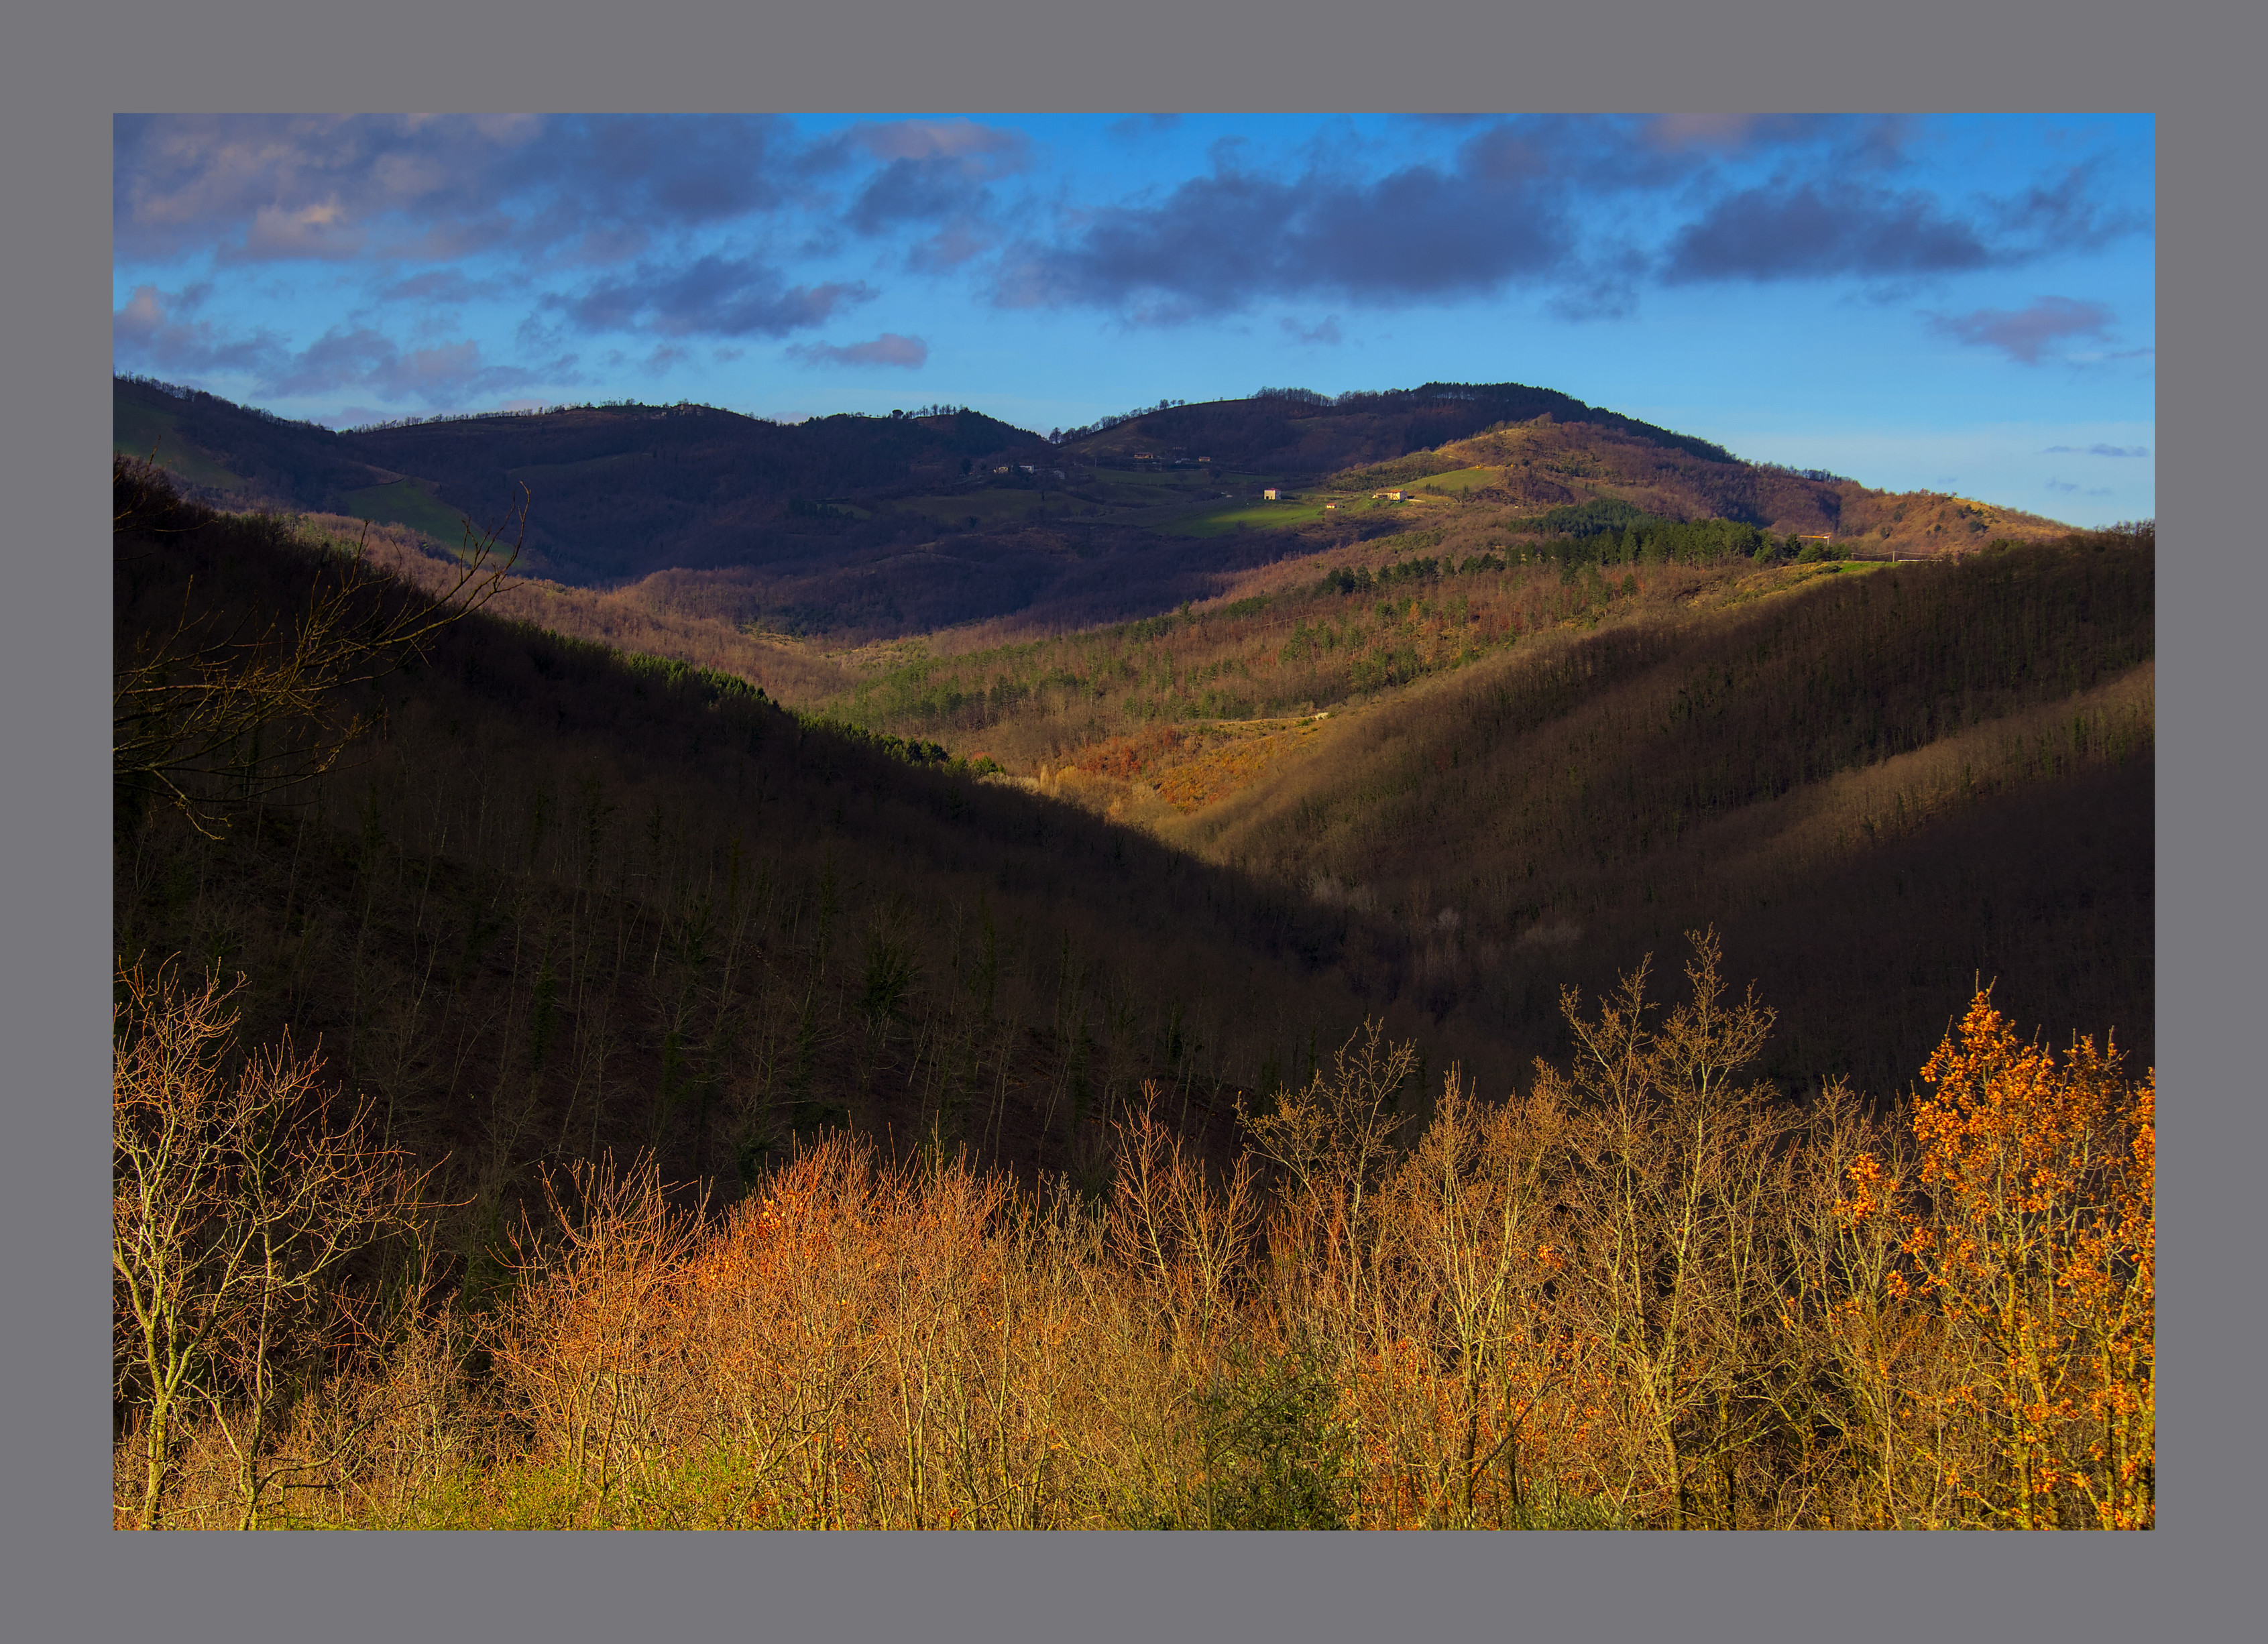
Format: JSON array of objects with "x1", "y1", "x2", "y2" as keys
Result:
[{"x1": 113, "y1": 962, "x2": 416, "y2": 1528}]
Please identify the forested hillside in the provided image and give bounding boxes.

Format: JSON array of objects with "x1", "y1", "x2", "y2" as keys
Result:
[
  {"x1": 112, "y1": 460, "x2": 1471, "y2": 1218},
  {"x1": 807, "y1": 526, "x2": 2153, "y2": 1094},
  {"x1": 113, "y1": 375, "x2": 1051, "y2": 584},
  {"x1": 1052, "y1": 380, "x2": 1742, "y2": 470}
]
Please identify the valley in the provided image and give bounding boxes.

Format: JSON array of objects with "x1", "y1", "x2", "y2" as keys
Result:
[{"x1": 111, "y1": 375, "x2": 2153, "y2": 1531}]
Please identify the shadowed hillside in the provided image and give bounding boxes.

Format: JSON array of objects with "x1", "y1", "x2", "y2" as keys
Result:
[
  {"x1": 114, "y1": 375, "x2": 1051, "y2": 585},
  {"x1": 113, "y1": 461, "x2": 1489, "y2": 1237}
]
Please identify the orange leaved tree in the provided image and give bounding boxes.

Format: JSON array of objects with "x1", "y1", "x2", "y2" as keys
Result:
[{"x1": 1895, "y1": 990, "x2": 2154, "y2": 1528}]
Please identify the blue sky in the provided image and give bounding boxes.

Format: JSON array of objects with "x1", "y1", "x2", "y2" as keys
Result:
[{"x1": 113, "y1": 112, "x2": 2155, "y2": 524}]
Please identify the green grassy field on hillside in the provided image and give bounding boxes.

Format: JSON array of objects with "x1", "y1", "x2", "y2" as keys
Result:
[
  {"x1": 1402, "y1": 464, "x2": 1504, "y2": 495},
  {"x1": 1184, "y1": 491, "x2": 1441, "y2": 537},
  {"x1": 112, "y1": 400, "x2": 249, "y2": 491},
  {"x1": 1178, "y1": 495, "x2": 1339, "y2": 536},
  {"x1": 340, "y1": 477, "x2": 472, "y2": 542}
]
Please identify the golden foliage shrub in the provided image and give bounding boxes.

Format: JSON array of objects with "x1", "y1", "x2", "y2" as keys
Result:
[{"x1": 117, "y1": 937, "x2": 2153, "y2": 1531}]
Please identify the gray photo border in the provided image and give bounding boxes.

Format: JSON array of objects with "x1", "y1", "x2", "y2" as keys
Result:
[{"x1": 10, "y1": 3, "x2": 2247, "y2": 1639}]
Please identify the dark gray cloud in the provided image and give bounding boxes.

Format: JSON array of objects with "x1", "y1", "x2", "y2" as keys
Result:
[
  {"x1": 1927, "y1": 296, "x2": 2114, "y2": 365},
  {"x1": 557, "y1": 255, "x2": 874, "y2": 339},
  {"x1": 993, "y1": 156, "x2": 1565, "y2": 318},
  {"x1": 1663, "y1": 181, "x2": 1996, "y2": 282},
  {"x1": 1662, "y1": 152, "x2": 2143, "y2": 287},
  {"x1": 1280, "y1": 315, "x2": 1343, "y2": 345},
  {"x1": 787, "y1": 333, "x2": 928, "y2": 369},
  {"x1": 114, "y1": 114, "x2": 798, "y2": 267}
]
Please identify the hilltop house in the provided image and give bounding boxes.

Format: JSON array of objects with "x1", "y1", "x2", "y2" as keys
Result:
[{"x1": 1263, "y1": 488, "x2": 1280, "y2": 500}]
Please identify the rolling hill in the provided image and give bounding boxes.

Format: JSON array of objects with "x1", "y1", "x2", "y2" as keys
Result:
[
  {"x1": 115, "y1": 375, "x2": 2078, "y2": 645},
  {"x1": 113, "y1": 374, "x2": 1050, "y2": 585}
]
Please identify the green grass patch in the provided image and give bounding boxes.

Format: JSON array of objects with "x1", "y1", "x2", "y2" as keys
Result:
[
  {"x1": 1402, "y1": 464, "x2": 1501, "y2": 496},
  {"x1": 1178, "y1": 491, "x2": 1422, "y2": 537},
  {"x1": 341, "y1": 478, "x2": 472, "y2": 543},
  {"x1": 1176, "y1": 495, "x2": 1340, "y2": 537},
  {"x1": 113, "y1": 400, "x2": 249, "y2": 491}
]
